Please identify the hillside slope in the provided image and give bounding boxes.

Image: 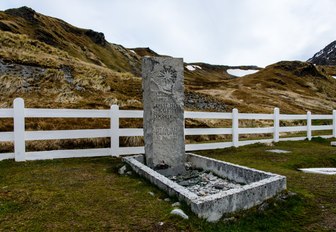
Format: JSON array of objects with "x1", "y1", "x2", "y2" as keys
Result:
[
  {"x1": 0, "y1": 6, "x2": 141, "y2": 75},
  {"x1": 0, "y1": 6, "x2": 335, "y2": 114},
  {"x1": 187, "y1": 61, "x2": 336, "y2": 113}
]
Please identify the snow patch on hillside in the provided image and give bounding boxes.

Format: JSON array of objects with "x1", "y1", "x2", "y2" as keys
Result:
[
  {"x1": 186, "y1": 65, "x2": 202, "y2": 71},
  {"x1": 315, "y1": 50, "x2": 324, "y2": 58},
  {"x1": 227, "y1": 69, "x2": 259, "y2": 77},
  {"x1": 332, "y1": 76, "x2": 336, "y2": 79}
]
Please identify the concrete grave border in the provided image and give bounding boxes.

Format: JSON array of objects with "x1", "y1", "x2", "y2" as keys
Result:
[{"x1": 124, "y1": 153, "x2": 286, "y2": 222}]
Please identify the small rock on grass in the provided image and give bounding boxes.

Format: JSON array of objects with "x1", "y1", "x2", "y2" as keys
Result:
[
  {"x1": 258, "y1": 202, "x2": 270, "y2": 211},
  {"x1": 276, "y1": 191, "x2": 297, "y2": 201},
  {"x1": 118, "y1": 165, "x2": 127, "y2": 175},
  {"x1": 164, "y1": 198, "x2": 171, "y2": 202},
  {"x1": 265, "y1": 142, "x2": 274, "y2": 147},
  {"x1": 148, "y1": 191, "x2": 155, "y2": 196},
  {"x1": 170, "y1": 209, "x2": 189, "y2": 219},
  {"x1": 172, "y1": 202, "x2": 181, "y2": 207}
]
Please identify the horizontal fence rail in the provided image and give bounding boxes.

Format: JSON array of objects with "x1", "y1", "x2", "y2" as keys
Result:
[
  {"x1": 0, "y1": 109, "x2": 14, "y2": 118},
  {"x1": 0, "y1": 98, "x2": 335, "y2": 161},
  {"x1": 0, "y1": 132, "x2": 14, "y2": 142},
  {"x1": 25, "y1": 108, "x2": 111, "y2": 118},
  {"x1": 25, "y1": 129, "x2": 111, "y2": 141}
]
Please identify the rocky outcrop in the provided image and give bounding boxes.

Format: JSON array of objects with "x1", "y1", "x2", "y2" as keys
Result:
[
  {"x1": 113, "y1": 44, "x2": 141, "y2": 76},
  {"x1": 0, "y1": 59, "x2": 46, "y2": 79},
  {"x1": 271, "y1": 61, "x2": 326, "y2": 78},
  {"x1": 185, "y1": 92, "x2": 227, "y2": 111},
  {"x1": 308, "y1": 40, "x2": 336, "y2": 65},
  {"x1": 0, "y1": 59, "x2": 75, "y2": 92},
  {"x1": 84, "y1": 29, "x2": 107, "y2": 46},
  {"x1": 5, "y1": 6, "x2": 38, "y2": 24}
]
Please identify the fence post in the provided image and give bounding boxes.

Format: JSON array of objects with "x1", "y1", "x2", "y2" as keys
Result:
[
  {"x1": 273, "y1": 108, "x2": 280, "y2": 142},
  {"x1": 307, "y1": 111, "x2": 312, "y2": 141},
  {"x1": 333, "y1": 110, "x2": 336, "y2": 138},
  {"x1": 232, "y1": 108, "x2": 239, "y2": 147},
  {"x1": 13, "y1": 98, "x2": 25, "y2": 162},
  {"x1": 110, "y1": 105, "x2": 119, "y2": 157}
]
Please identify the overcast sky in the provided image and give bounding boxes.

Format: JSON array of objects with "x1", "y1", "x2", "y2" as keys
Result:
[{"x1": 1, "y1": 0, "x2": 336, "y2": 67}]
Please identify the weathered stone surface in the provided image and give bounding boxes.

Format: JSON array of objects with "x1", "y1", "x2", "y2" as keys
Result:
[{"x1": 142, "y1": 57, "x2": 185, "y2": 175}]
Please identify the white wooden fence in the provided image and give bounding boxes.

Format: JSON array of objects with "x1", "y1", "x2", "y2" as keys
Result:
[{"x1": 0, "y1": 98, "x2": 335, "y2": 161}]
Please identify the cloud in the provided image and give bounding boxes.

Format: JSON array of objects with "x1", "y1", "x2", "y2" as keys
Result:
[{"x1": 1, "y1": 0, "x2": 336, "y2": 66}]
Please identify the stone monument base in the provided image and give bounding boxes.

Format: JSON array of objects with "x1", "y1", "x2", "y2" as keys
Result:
[{"x1": 124, "y1": 153, "x2": 286, "y2": 222}]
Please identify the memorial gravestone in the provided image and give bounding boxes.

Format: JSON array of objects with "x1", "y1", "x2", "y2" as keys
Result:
[
  {"x1": 125, "y1": 57, "x2": 286, "y2": 221},
  {"x1": 142, "y1": 57, "x2": 186, "y2": 175}
]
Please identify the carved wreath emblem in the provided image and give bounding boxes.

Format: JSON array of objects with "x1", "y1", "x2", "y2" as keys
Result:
[{"x1": 158, "y1": 66, "x2": 177, "y2": 93}]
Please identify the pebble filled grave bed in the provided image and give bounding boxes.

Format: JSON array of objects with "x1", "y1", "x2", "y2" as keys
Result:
[{"x1": 168, "y1": 165, "x2": 245, "y2": 196}]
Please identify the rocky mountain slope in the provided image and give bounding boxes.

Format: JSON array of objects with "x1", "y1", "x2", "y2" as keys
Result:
[
  {"x1": 308, "y1": 40, "x2": 336, "y2": 65},
  {"x1": 1, "y1": 6, "x2": 336, "y2": 114}
]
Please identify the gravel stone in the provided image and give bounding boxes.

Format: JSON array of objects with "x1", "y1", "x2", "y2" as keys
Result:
[
  {"x1": 168, "y1": 167, "x2": 245, "y2": 197},
  {"x1": 170, "y1": 209, "x2": 189, "y2": 219},
  {"x1": 172, "y1": 202, "x2": 181, "y2": 207}
]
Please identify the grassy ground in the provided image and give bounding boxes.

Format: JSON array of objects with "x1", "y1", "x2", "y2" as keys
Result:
[{"x1": 0, "y1": 139, "x2": 335, "y2": 231}]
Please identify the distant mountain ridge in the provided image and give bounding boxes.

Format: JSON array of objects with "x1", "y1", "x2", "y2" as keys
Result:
[{"x1": 308, "y1": 40, "x2": 336, "y2": 65}]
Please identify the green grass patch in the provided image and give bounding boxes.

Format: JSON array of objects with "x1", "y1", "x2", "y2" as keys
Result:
[{"x1": 0, "y1": 140, "x2": 336, "y2": 231}]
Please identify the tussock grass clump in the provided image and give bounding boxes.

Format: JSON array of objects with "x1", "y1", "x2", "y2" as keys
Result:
[{"x1": 0, "y1": 31, "x2": 71, "y2": 68}]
